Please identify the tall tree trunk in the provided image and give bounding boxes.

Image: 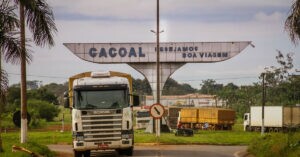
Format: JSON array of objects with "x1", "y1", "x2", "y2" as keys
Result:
[
  {"x1": 0, "y1": 112, "x2": 3, "y2": 152},
  {"x1": 20, "y1": 2, "x2": 27, "y2": 144},
  {"x1": 0, "y1": 52, "x2": 3, "y2": 152}
]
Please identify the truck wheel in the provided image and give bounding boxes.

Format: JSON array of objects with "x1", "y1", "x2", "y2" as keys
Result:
[
  {"x1": 245, "y1": 126, "x2": 250, "y2": 131},
  {"x1": 228, "y1": 125, "x2": 232, "y2": 130},
  {"x1": 74, "y1": 150, "x2": 82, "y2": 157},
  {"x1": 83, "y1": 150, "x2": 90, "y2": 157},
  {"x1": 269, "y1": 128, "x2": 274, "y2": 132},
  {"x1": 124, "y1": 147, "x2": 133, "y2": 156}
]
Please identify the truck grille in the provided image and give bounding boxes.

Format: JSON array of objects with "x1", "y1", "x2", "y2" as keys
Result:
[{"x1": 81, "y1": 110, "x2": 122, "y2": 142}]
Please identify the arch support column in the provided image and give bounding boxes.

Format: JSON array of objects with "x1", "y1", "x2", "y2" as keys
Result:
[
  {"x1": 129, "y1": 63, "x2": 185, "y2": 101},
  {"x1": 128, "y1": 63, "x2": 185, "y2": 133}
]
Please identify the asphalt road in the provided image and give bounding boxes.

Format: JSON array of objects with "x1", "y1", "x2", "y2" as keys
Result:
[{"x1": 48, "y1": 144, "x2": 247, "y2": 157}]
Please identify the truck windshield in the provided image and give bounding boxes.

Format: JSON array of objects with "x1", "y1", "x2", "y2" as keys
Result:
[{"x1": 74, "y1": 90, "x2": 128, "y2": 109}]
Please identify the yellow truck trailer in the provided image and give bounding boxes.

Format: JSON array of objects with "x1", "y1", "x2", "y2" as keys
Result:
[{"x1": 179, "y1": 108, "x2": 235, "y2": 130}]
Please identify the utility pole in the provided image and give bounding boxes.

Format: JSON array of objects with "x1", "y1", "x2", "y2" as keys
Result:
[
  {"x1": 20, "y1": 2, "x2": 28, "y2": 143},
  {"x1": 156, "y1": 0, "x2": 161, "y2": 137},
  {"x1": 261, "y1": 73, "x2": 266, "y2": 135}
]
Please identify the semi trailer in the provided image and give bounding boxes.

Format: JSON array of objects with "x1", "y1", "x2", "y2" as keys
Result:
[
  {"x1": 64, "y1": 71, "x2": 139, "y2": 157},
  {"x1": 244, "y1": 106, "x2": 300, "y2": 132},
  {"x1": 178, "y1": 108, "x2": 235, "y2": 130}
]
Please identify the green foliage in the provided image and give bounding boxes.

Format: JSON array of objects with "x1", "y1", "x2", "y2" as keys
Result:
[
  {"x1": 6, "y1": 84, "x2": 60, "y2": 112},
  {"x1": 42, "y1": 82, "x2": 68, "y2": 105},
  {"x1": 28, "y1": 99, "x2": 60, "y2": 122},
  {"x1": 133, "y1": 78, "x2": 197, "y2": 96},
  {"x1": 1, "y1": 113, "x2": 14, "y2": 128},
  {"x1": 1, "y1": 131, "x2": 70, "y2": 157},
  {"x1": 248, "y1": 133, "x2": 300, "y2": 157},
  {"x1": 133, "y1": 78, "x2": 152, "y2": 95},
  {"x1": 6, "y1": 85, "x2": 21, "y2": 110},
  {"x1": 163, "y1": 78, "x2": 197, "y2": 95},
  {"x1": 285, "y1": 0, "x2": 300, "y2": 45},
  {"x1": 135, "y1": 129, "x2": 260, "y2": 145},
  {"x1": 199, "y1": 79, "x2": 223, "y2": 95},
  {"x1": 212, "y1": 51, "x2": 299, "y2": 118},
  {"x1": 19, "y1": 141, "x2": 56, "y2": 157},
  {"x1": 28, "y1": 88, "x2": 59, "y2": 105}
]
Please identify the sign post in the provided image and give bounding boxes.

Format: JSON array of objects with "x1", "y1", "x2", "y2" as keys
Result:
[{"x1": 150, "y1": 103, "x2": 165, "y2": 137}]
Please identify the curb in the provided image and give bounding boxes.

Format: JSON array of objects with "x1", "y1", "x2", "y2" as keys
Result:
[{"x1": 234, "y1": 150, "x2": 255, "y2": 157}]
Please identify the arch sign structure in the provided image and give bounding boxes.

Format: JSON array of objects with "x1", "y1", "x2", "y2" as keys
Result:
[
  {"x1": 64, "y1": 41, "x2": 251, "y2": 132},
  {"x1": 64, "y1": 41, "x2": 251, "y2": 100}
]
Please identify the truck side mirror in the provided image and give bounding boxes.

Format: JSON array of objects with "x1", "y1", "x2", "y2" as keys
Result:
[
  {"x1": 63, "y1": 91, "x2": 70, "y2": 108},
  {"x1": 133, "y1": 95, "x2": 140, "y2": 106}
]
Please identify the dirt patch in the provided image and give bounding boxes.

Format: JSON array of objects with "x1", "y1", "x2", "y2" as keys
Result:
[
  {"x1": 48, "y1": 144, "x2": 73, "y2": 156},
  {"x1": 54, "y1": 152, "x2": 73, "y2": 157}
]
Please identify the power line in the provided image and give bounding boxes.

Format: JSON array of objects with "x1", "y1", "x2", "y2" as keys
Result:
[
  {"x1": 7, "y1": 72, "x2": 68, "y2": 79},
  {"x1": 174, "y1": 76, "x2": 258, "y2": 82},
  {"x1": 7, "y1": 72, "x2": 258, "y2": 82}
]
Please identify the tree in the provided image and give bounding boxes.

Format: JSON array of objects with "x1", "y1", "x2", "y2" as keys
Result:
[
  {"x1": 0, "y1": 67, "x2": 8, "y2": 152},
  {"x1": 28, "y1": 88, "x2": 59, "y2": 105},
  {"x1": 13, "y1": 0, "x2": 57, "y2": 143},
  {"x1": 28, "y1": 99, "x2": 60, "y2": 122},
  {"x1": 285, "y1": 0, "x2": 300, "y2": 45},
  {"x1": 133, "y1": 78, "x2": 152, "y2": 95},
  {"x1": 199, "y1": 79, "x2": 223, "y2": 95},
  {"x1": 163, "y1": 78, "x2": 196, "y2": 95},
  {"x1": 0, "y1": 0, "x2": 22, "y2": 152},
  {"x1": 262, "y1": 51, "x2": 293, "y2": 86},
  {"x1": 260, "y1": 51, "x2": 295, "y2": 106}
]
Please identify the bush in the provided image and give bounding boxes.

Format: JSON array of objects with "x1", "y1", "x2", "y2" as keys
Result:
[
  {"x1": 18, "y1": 141, "x2": 56, "y2": 157},
  {"x1": 248, "y1": 133, "x2": 300, "y2": 157},
  {"x1": 1, "y1": 113, "x2": 15, "y2": 129},
  {"x1": 28, "y1": 99, "x2": 60, "y2": 122}
]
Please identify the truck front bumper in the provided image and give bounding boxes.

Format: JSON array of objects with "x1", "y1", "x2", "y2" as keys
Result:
[{"x1": 73, "y1": 139, "x2": 133, "y2": 151}]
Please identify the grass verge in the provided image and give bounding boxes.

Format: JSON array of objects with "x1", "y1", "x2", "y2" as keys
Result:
[
  {"x1": 135, "y1": 129, "x2": 260, "y2": 145},
  {"x1": 1, "y1": 131, "x2": 72, "y2": 157},
  {"x1": 248, "y1": 132, "x2": 300, "y2": 157}
]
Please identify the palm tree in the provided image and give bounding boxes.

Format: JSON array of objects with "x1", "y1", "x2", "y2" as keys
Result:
[
  {"x1": 285, "y1": 0, "x2": 300, "y2": 45},
  {"x1": 0, "y1": 60, "x2": 8, "y2": 152},
  {"x1": 13, "y1": 0, "x2": 57, "y2": 143},
  {"x1": 0, "y1": 0, "x2": 23, "y2": 151}
]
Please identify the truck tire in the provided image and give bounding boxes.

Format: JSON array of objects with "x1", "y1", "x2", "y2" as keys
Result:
[
  {"x1": 124, "y1": 147, "x2": 133, "y2": 156},
  {"x1": 246, "y1": 126, "x2": 250, "y2": 131},
  {"x1": 269, "y1": 128, "x2": 274, "y2": 132},
  {"x1": 74, "y1": 150, "x2": 82, "y2": 157},
  {"x1": 83, "y1": 150, "x2": 90, "y2": 157}
]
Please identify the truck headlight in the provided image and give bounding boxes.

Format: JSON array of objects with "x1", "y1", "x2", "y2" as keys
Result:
[
  {"x1": 73, "y1": 132, "x2": 84, "y2": 141},
  {"x1": 121, "y1": 134, "x2": 132, "y2": 139},
  {"x1": 76, "y1": 135, "x2": 84, "y2": 141},
  {"x1": 121, "y1": 130, "x2": 133, "y2": 139}
]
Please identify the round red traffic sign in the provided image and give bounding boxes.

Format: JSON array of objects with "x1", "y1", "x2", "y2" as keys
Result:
[{"x1": 149, "y1": 103, "x2": 165, "y2": 119}]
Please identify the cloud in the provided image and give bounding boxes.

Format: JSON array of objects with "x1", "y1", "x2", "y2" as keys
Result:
[
  {"x1": 254, "y1": 12, "x2": 284, "y2": 22},
  {"x1": 51, "y1": 0, "x2": 293, "y2": 21},
  {"x1": 5, "y1": 0, "x2": 300, "y2": 88}
]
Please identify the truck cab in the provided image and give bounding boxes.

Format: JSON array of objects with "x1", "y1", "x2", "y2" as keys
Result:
[
  {"x1": 64, "y1": 71, "x2": 139, "y2": 157},
  {"x1": 243, "y1": 113, "x2": 250, "y2": 131}
]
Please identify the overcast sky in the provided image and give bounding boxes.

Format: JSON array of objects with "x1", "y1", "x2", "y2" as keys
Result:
[{"x1": 3, "y1": 0, "x2": 300, "y2": 88}]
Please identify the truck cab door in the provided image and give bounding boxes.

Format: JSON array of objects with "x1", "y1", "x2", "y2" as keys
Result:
[{"x1": 243, "y1": 113, "x2": 250, "y2": 131}]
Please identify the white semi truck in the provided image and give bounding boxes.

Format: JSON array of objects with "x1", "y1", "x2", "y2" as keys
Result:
[
  {"x1": 64, "y1": 71, "x2": 139, "y2": 157},
  {"x1": 244, "y1": 106, "x2": 300, "y2": 132}
]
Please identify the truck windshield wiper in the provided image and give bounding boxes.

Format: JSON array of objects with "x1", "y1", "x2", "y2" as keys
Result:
[{"x1": 86, "y1": 104, "x2": 97, "y2": 109}]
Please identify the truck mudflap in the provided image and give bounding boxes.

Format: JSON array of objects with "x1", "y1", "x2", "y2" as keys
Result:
[{"x1": 73, "y1": 139, "x2": 133, "y2": 151}]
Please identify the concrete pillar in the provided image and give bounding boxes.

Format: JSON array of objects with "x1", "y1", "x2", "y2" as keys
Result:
[
  {"x1": 129, "y1": 63, "x2": 185, "y2": 100},
  {"x1": 129, "y1": 63, "x2": 185, "y2": 133}
]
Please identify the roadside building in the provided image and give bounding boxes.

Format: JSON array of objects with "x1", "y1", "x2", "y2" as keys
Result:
[{"x1": 144, "y1": 93, "x2": 225, "y2": 107}]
